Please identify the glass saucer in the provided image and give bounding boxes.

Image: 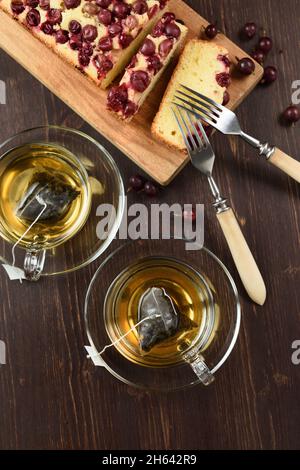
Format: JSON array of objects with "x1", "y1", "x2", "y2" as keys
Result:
[{"x1": 84, "y1": 239, "x2": 241, "y2": 391}]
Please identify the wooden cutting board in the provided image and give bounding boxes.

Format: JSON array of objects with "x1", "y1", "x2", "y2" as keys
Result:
[{"x1": 0, "y1": 0, "x2": 263, "y2": 185}]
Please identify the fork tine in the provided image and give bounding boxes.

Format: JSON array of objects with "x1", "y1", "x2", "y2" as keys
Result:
[
  {"x1": 171, "y1": 106, "x2": 192, "y2": 152},
  {"x1": 194, "y1": 118, "x2": 211, "y2": 147},
  {"x1": 174, "y1": 94, "x2": 218, "y2": 121},
  {"x1": 176, "y1": 89, "x2": 221, "y2": 117},
  {"x1": 172, "y1": 101, "x2": 215, "y2": 128},
  {"x1": 186, "y1": 111, "x2": 204, "y2": 149},
  {"x1": 176, "y1": 106, "x2": 196, "y2": 149},
  {"x1": 180, "y1": 84, "x2": 224, "y2": 112}
]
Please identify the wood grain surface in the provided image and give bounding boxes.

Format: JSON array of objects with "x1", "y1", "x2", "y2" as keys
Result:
[
  {"x1": 0, "y1": 0, "x2": 300, "y2": 450},
  {"x1": 0, "y1": 0, "x2": 263, "y2": 185}
]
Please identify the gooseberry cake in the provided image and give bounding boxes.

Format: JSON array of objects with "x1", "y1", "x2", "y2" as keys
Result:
[
  {"x1": 151, "y1": 39, "x2": 231, "y2": 150},
  {"x1": 107, "y1": 12, "x2": 188, "y2": 120},
  {"x1": 0, "y1": 0, "x2": 169, "y2": 88}
]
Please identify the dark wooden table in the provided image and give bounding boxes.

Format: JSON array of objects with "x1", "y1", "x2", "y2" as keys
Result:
[{"x1": 0, "y1": 0, "x2": 300, "y2": 451}]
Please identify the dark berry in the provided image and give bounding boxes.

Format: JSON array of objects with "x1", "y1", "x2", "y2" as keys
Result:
[
  {"x1": 98, "y1": 36, "x2": 113, "y2": 51},
  {"x1": 82, "y1": 24, "x2": 98, "y2": 42},
  {"x1": 108, "y1": 22, "x2": 122, "y2": 37},
  {"x1": 81, "y1": 42, "x2": 94, "y2": 56},
  {"x1": 113, "y1": 1, "x2": 130, "y2": 19},
  {"x1": 132, "y1": 0, "x2": 148, "y2": 15},
  {"x1": 242, "y1": 22, "x2": 257, "y2": 39},
  {"x1": 96, "y1": 0, "x2": 111, "y2": 7},
  {"x1": 222, "y1": 91, "x2": 230, "y2": 106},
  {"x1": 39, "y1": 0, "x2": 49, "y2": 10},
  {"x1": 47, "y1": 8, "x2": 62, "y2": 25},
  {"x1": 82, "y1": 2, "x2": 100, "y2": 15},
  {"x1": 282, "y1": 106, "x2": 300, "y2": 124},
  {"x1": 258, "y1": 36, "x2": 273, "y2": 54},
  {"x1": 94, "y1": 55, "x2": 113, "y2": 76},
  {"x1": 236, "y1": 57, "x2": 255, "y2": 75},
  {"x1": 11, "y1": 1, "x2": 25, "y2": 14},
  {"x1": 69, "y1": 20, "x2": 81, "y2": 34},
  {"x1": 55, "y1": 29, "x2": 69, "y2": 44},
  {"x1": 147, "y1": 55, "x2": 162, "y2": 73},
  {"x1": 216, "y1": 72, "x2": 231, "y2": 87},
  {"x1": 26, "y1": 9, "x2": 41, "y2": 27},
  {"x1": 98, "y1": 8, "x2": 112, "y2": 25},
  {"x1": 125, "y1": 15, "x2": 138, "y2": 30},
  {"x1": 205, "y1": 24, "x2": 218, "y2": 39},
  {"x1": 78, "y1": 53, "x2": 90, "y2": 67},
  {"x1": 159, "y1": 38, "x2": 174, "y2": 57},
  {"x1": 140, "y1": 38, "x2": 156, "y2": 56},
  {"x1": 107, "y1": 84, "x2": 128, "y2": 112},
  {"x1": 251, "y1": 50, "x2": 265, "y2": 65},
  {"x1": 26, "y1": 0, "x2": 39, "y2": 8},
  {"x1": 129, "y1": 174, "x2": 144, "y2": 191},
  {"x1": 119, "y1": 33, "x2": 133, "y2": 48},
  {"x1": 144, "y1": 181, "x2": 159, "y2": 197},
  {"x1": 41, "y1": 21, "x2": 53, "y2": 34},
  {"x1": 124, "y1": 101, "x2": 138, "y2": 118},
  {"x1": 130, "y1": 70, "x2": 150, "y2": 92},
  {"x1": 69, "y1": 34, "x2": 82, "y2": 50},
  {"x1": 152, "y1": 20, "x2": 165, "y2": 37},
  {"x1": 64, "y1": 0, "x2": 80, "y2": 9},
  {"x1": 165, "y1": 22, "x2": 181, "y2": 39},
  {"x1": 261, "y1": 65, "x2": 277, "y2": 85},
  {"x1": 162, "y1": 12, "x2": 175, "y2": 23}
]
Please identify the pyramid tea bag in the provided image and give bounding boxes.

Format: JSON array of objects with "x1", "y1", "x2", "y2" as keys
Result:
[
  {"x1": 16, "y1": 172, "x2": 79, "y2": 222},
  {"x1": 138, "y1": 287, "x2": 180, "y2": 352}
]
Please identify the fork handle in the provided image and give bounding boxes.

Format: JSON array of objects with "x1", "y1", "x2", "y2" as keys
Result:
[
  {"x1": 216, "y1": 208, "x2": 266, "y2": 306},
  {"x1": 268, "y1": 148, "x2": 300, "y2": 183}
]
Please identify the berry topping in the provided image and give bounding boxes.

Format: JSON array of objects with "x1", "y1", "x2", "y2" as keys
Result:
[
  {"x1": 64, "y1": 0, "x2": 80, "y2": 9},
  {"x1": 81, "y1": 42, "x2": 94, "y2": 56},
  {"x1": 107, "y1": 84, "x2": 128, "y2": 112},
  {"x1": 251, "y1": 50, "x2": 264, "y2": 65},
  {"x1": 218, "y1": 54, "x2": 231, "y2": 68},
  {"x1": 124, "y1": 101, "x2": 138, "y2": 118},
  {"x1": 119, "y1": 33, "x2": 133, "y2": 48},
  {"x1": 124, "y1": 15, "x2": 138, "y2": 30},
  {"x1": 78, "y1": 52, "x2": 90, "y2": 67},
  {"x1": 165, "y1": 22, "x2": 181, "y2": 39},
  {"x1": 147, "y1": 55, "x2": 162, "y2": 73},
  {"x1": 132, "y1": 0, "x2": 148, "y2": 15},
  {"x1": 236, "y1": 57, "x2": 255, "y2": 75},
  {"x1": 39, "y1": 0, "x2": 50, "y2": 10},
  {"x1": 113, "y1": 1, "x2": 130, "y2": 19},
  {"x1": 41, "y1": 21, "x2": 53, "y2": 34},
  {"x1": 26, "y1": 0, "x2": 39, "y2": 8},
  {"x1": 159, "y1": 38, "x2": 174, "y2": 57},
  {"x1": 222, "y1": 91, "x2": 230, "y2": 106},
  {"x1": 127, "y1": 55, "x2": 137, "y2": 68},
  {"x1": 108, "y1": 22, "x2": 122, "y2": 37},
  {"x1": 94, "y1": 55, "x2": 114, "y2": 76},
  {"x1": 216, "y1": 72, "x2": 231, "y2": 87},
  {"x1": 282, "y1": 106, "x2": 300, "y2": 124},
  {"x1": 69, "y1": 34, "x2": 82, "y2": 50},
  {"x1": 98, "y1": 8, "x2": 112, "y2": 25},
  {"x1": 129, "y1": 174, "x2": 144, "y2": 191},
  {"x1": 130, "y1": 70, "x2": 150, "y2": 92},
  {"x1": 82, "y1": 2, "x2": 100, "y2": 16},
  {"x1": 47, "y1": 8, "x2": 62, "y2": 25},
  {"x1": 205, "y1": 24, "x2": 218, "y2": 39},
  {"x1": 162, "y1": 12, "x2": 175, "y2": 23},
  {"x1": 26, "y1": 9, "x2": 41, "y2": 27},
  {"x1": 96, "y1": 0, "x2": 111, "y2": 7},
  {"x1": 55, "y1": 29, "x2": 69, "y2": 44},
  {"x1": 82, "y1": 25, "x2": 98, "y2": 42},
  {"x1": 69, "y1": 20, "x2": 81, "y2": 34},
  {"x1": 261, "y1": 66, "x2": 277, "y2": 85},
  {"x1": 140, "y1": 38, "x2": 156, "y2": 56},
  {"x1": 242, "y1": 22, "x2": 257, "y2": 39},
  {"x1": 147, "y1": 4, "x2": 158, "y2": 19},
  {"x1": 258, "y1": 36, "x2": 273, "y2": 54},
  {"x1": 98, "y1": 36, "x2": 113, "y2": 51},
  {"x1": 11, "y1": 1, "x2": 25, "y2": 14},
  {"x1": 152, "y1": 20, "x2": 165, "y2": 37}
]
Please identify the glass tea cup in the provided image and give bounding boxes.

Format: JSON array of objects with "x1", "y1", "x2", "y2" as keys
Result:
[
  {"x1": 0, "y1": 126, "x2": 124, "y2": 280},
  {"x1": 85, "y1": 239, "x2": 241, "y2": 391}
]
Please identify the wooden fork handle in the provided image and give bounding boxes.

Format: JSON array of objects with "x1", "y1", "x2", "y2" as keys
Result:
[
  {"x1": 216, "y1": 208, "x2": 266, "y2": 306},
  {"x1": 269, "y1": 148, "x2": 300, "y2": 183}
]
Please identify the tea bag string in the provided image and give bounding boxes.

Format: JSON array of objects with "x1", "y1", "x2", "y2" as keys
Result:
[
  {"x1": 87, "y1": 314, "x2": 162, "y2": 359},
  {"x1": 11, "y1": 195, "x2": 47, "y2": 267}
]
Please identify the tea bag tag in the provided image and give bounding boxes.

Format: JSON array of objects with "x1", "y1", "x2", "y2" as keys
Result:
[
  {"x1": 84, "y1": 345, "x2": 106, "y2": 367},
  {"x1": 2, "y1": 264, "x2": 26, "y2": 281}
]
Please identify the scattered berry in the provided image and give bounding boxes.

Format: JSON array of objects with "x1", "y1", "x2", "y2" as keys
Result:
[
  {"x1": 222, "y1": 91, "x2": 230, "y2": 106},
  {"x1": 129, "y1": 174, "x2": 144, "y2": 191},
  {"x1": 261, "y1": 66, "x2": 277, "y2": 85},
  {"x1": 258, "y1": 36, "x2": 273, "y2": 54},
  {"x1": 242, "y1": 22, "x2": 257, "y2": 39},
  {"x1": 144, "y1": 181, "x2": 159, "y2": 197},
  {"x1": 236, "y1": 57, "x2": 255, "y2": 75},
  {"x1": 251, "y1": 50, "x2": 265, "y2": 65},
  {"x1": 205, "y1": 23, "x2": 218, "y2": 39},
  {"x1": 282, "y1": 106, "x2": 300, "y2": 124}
]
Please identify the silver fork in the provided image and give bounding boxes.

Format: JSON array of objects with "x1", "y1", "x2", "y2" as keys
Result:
[
  {"x1": 174, "y1": 85, "x2": 300, "y2": 184},
  {"x1": 172, "y1": 105, "x2": 266, "y2": 306}
]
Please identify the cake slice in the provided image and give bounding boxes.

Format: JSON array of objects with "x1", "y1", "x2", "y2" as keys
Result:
[
  {"x1": 151, "y1": 39, "x2": 231, "y2": 150},
  {"x1": 0, "y1": 0, "x2": 169, "y2": 88},
  {"x1": 107, "y1": 12, "x2": 188, "y2": 120}
]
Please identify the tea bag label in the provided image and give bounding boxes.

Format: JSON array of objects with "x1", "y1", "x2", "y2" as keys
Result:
[
  {"x1": 85, "y1": 346, "x2": 106, "y2": 367},
  {"x1": 2, "y1": 264, "x2": 26, "y2": 281}
]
